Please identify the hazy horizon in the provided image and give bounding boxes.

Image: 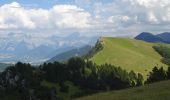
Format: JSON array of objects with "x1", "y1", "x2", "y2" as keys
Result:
[{"x1": 1, "y1": 0, "x2": 170, "y2": 63}]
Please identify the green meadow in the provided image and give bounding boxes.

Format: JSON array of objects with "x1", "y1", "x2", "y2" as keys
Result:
[
  {"x1": 76, "y1": 80, "x2": 170, "y2": 100},
  {"x1": 92, "y1": 37, "x2": 168, "y2": 78}
]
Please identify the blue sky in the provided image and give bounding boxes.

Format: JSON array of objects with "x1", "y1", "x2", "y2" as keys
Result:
[
  {"x1": 0, "y1": 0, "x2": 73, "y2": 8},
  {"x1": 0, "y1": 0, "x2": 113, "y2": 9},
  {"x1": 0, "y1": 0, "x2": 170, "y2": 47}
]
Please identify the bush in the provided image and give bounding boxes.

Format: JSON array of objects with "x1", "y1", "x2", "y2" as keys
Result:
[{"x1": 59, "y1": 83, "x2": 69, "y2": 93}]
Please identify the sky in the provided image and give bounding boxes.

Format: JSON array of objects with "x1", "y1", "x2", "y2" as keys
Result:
[{"x1": 0, "y1": 0, "x2": 170, "y2": 46}]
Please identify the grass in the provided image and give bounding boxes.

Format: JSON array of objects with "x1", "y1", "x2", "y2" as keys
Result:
[
  {"x1": 75, "y1": 80, "x2": 170, "y2": 100},
  {"x1": 91, "y1": 37, "x2": 168, "y2": 78}
]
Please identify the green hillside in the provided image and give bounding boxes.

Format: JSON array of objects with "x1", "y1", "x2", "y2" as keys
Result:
[
  {"x1": 91, "y1": 37, "x2": 167, "y2": 77},
  {"x1": 76, "y1": 80, "x2": 170, "y2": 100}
]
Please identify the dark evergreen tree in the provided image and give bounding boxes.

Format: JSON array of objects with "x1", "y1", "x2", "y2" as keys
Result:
[
  {"x1": 167, "y1": 66, "x2": 170, "y2": 79},
  {"x1": 0, "y1": 57, "x2": 144, "y2": 99},
  {"x1": 146, "y1": 66, "x2": 166, "y2": 83},
  {"x1": 67, "y1": 57, "x2": 86, "y2": 85},
  {"x1": 136, "y1": 73, "x2": 144, "y2": 86},
  {"x1": 129, "y1": 71, "x2": 137, "y2": 86}
]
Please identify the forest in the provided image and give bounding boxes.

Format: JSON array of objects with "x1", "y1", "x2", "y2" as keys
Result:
[
  {"x1": 0, "y1": 56, "x2": 170, "y2": 100},
  {"x1": 0, "y1": 57, "x2": 143, "y2": 100},
  {"x1": 0, "y1": 40, "x2": 170, "y2": 100}
]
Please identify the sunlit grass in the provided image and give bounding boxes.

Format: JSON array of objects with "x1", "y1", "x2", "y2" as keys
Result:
[{"x1": 92, "y1": 37, "x2": 168, "y2": 78}]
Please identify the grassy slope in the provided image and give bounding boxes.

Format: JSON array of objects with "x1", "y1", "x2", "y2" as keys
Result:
[
  {"x1": 91, "y1": 37, "x2": 167, "y2": 78},
  {"x1": 75, "y1": 80, "x2": 170, "y2": 100}
]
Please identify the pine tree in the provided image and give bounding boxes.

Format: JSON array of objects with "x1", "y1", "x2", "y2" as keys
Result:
[{"x1": 167, "y1": 66, "x2": 170, "y2": 79}]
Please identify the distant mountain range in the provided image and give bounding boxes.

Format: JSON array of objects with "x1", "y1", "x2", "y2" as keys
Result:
[
  {"x1": 0, "y1": 63, "x2": 12, "y2": 71},
  {"x1": 157, "y1": 32, "x2": 170, "y2": 43},
  {"x1": 2, "y1": 31, "x2": 170, "y2": 64},
  {"x1": 47, "y1": 45, "x2": 92, "y2": 63},
  {"x1": 0, "y1": 41, "x2": 64, "y2": 64},
  {"x1": 135, "y1": 32, "x2": 170, "y2": 43},
  {"x1": 0, "y1": 32, "x2": 98, "y2": 64}
]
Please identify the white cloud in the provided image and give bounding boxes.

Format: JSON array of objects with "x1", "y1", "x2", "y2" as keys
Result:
[
  {"x1": 0, "y1": 2, "x2": 36, "y2": 29},
  {"x1": 92, "y1": 0, "x2": 170, "y2": 35},
  {"x1": 0, "y1": 2, "x2": 91, "y2": 30},
  {"x1": 50, "y1": 5, "x2": 91, "y2": 28},
  {"x1": 122, "y1": 0, "x2": 170, "y2": 25},
  {"x1": 1, "y1": 0, "x2": 170, "y2": 46}
]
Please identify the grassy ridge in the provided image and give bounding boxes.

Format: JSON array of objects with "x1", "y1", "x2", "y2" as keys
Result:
[
  {"x1": 91, "y1": 37, "x2": 167, "y2": 77},
  {"x1": 75, "y1": 80, "x2": 170, "y2": 100}
]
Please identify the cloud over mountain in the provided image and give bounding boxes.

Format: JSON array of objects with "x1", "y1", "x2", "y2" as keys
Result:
[
  {"x1": 0, "y1": 2, "x2": 91, "y2": 30},
  {"x1": 1, "y1": 0, "x2": 170, "y2": 48}
]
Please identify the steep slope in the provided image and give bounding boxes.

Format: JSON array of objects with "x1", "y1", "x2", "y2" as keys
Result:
[
  {"x1": 135, "y1": 32, "x2": 170, "y2": 44},
  {"x1": 91, "y1": 37, "x2": 167, "y2": 77},
  {"x1": 0, "y1": 32, "x2": 97, "y2": 64},
  {"x1": 47, "y1": 46, "x2": 75, "y2": 59},
  {"x1": 135, "y1": 32, "x2": 164, "y2": 43},
  {"x1": 76, "y1": 80, "x2": 170, "y2": 100},
  {"x1": 47, "y1": 45, "x2": 92, "y2": 63}
]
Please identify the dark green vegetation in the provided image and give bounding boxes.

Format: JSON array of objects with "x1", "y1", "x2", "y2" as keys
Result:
[
  {"x1": 0, "y1": 57, "x2": 144, "y2": 100},
  {"x1": 77, "y1": 64, "x2": 170, "y2": 100},
  {"x1": 153, "y1": 45, "x2": 170, "y2": 66},
  {"x1": 86, "y1": 38, "x2": 103, "y2": 58},
  {"x1": 76, "y1": 80, "x2": 170, "y2": 100},
  {"x1": 76, "y1": 37, "x2": 170, "y2": 100},
  {"x1": 1, "y1": 37, "x2": 170, "y2": 100},
  {"x1": 146, "y1": 66, "x2": 167, "y2": 83}
]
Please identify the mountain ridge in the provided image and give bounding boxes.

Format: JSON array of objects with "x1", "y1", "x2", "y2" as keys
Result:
[
  {"x1": 135, "y1": 32, "x2": 170, "y2": 43},
  {"x1": 91, "y1": 37, "x2": 168, "y2": 77},
  {"x1": 47, "y1": 45, "x2": 92, "y2": 63}
]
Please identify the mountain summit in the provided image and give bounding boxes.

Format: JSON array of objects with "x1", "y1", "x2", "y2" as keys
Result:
[
  {"x1": 135, "y1": 32, "x2": 164, "y2": 43},
  {"x1": 135, "y1": 32, "x2": 170, "y2": 44},
  {"x1": 157, "y1": 32, "x2": 170, "y2": 43}
]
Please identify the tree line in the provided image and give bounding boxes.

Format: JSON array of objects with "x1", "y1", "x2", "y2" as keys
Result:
[
  {"x1": 146, "y1": 66, "x2": 170, "y2": 83},
  {"x1": 153, "y1": 45, "x2": 170, "y2": 66},
  {"x1": 0, "y1": 44, "x2": 170, "y2": 100},
  {"x1": 0, "y1": 57, "x2": 143, "y2": 100}
]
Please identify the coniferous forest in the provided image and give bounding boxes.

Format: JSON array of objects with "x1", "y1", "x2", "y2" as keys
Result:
[
  {"x1": 1, "y1": 0, "x2": 170, "y2": 100},
  {"x1": 0, "y1": 39, "x2": 170, "y2": 100},
  {"x1": 0, "y1": 56, "x2": 170, "y2": 100},
  {"x1": 0, "y1": 58, "x2": 143, "y2": 100}
]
